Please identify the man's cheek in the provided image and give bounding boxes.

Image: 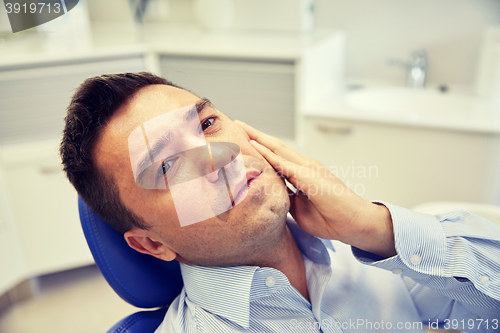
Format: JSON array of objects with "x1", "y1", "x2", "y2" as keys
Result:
[{"x1": 170, "y1": 176, "x2": 232, "y2": 227}]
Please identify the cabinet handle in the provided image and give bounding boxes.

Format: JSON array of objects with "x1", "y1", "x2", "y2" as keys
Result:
[
  {"x1": 316, "y1": 124, "x2": 353, "y2": 135},
  {"x1": 39, "y1": 165, "x2": 63, "y2": 174}
]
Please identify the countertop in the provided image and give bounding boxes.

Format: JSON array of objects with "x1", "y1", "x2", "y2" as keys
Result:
[
  {"x1": 302, "y1": 84, "x2": 500, "y2": 135},
  {"x1": 0, "y1": 23, "x2": 337, "y2": 69}
]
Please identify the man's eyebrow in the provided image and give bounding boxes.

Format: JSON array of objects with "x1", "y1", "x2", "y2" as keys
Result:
[
  {"x1": 135, "y1": 132, "x2": 172, "y2": 184},
  {"x1": 196, "y1": 98, "x2": 213, "y2": 114},
  {"x1": 134, "y1": 100, "x2": 212, "y2": 181},
  {"x1": 184, "y1": 98, "x2": 212, "y2": 123}
]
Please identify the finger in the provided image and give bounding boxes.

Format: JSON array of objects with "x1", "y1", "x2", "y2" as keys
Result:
[
  {"x1": 236, "y1": 120, "x2": 310, "y2": 166},
  {"x1": 250, "y1": 140, "x2": 294, "y2": 174},
  {"x1": 250, "y1": 140, "x2": 305, "y2": 188}
]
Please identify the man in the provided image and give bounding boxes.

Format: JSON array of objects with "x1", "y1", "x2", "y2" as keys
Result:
[{"x1": 61, "y1": 72, "x2": 500, "y2": 332}]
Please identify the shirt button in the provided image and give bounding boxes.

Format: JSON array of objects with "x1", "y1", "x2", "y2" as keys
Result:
[
  {"x1": 410, "y1": 254, "x2": 421, "y2": 265},
  {"x1": 392, "y1": 268, "x2": 402, "y2": 275},
  {"x1": 265, "y1": 276, "x2": 275, "y2": 287},
  {"x1": 480, "y1": 275, "x2": 490, "y2": 286}
]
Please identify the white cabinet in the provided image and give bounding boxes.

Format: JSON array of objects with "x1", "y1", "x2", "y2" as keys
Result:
[
  {"x1": 0, "y1": 55, "x2": 147, "y2": 279},
  {"x1": 0, "y1": 140, "x2": 94, "y2": 277},
  {"x1": 0, "y1": 168, "x2": 26, "y2": 295},
  {"x1": 304, "y1": 116, "x2": 498, "y2": 208}
]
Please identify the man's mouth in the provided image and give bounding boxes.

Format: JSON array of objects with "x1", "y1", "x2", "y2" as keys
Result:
[{"x1": 229, "y1": 170, "x2": 261, "y2": 208}]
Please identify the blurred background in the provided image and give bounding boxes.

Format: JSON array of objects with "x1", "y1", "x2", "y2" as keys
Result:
[{"x1": 1, "y1": 0, "x2": 500, "y2": 332}]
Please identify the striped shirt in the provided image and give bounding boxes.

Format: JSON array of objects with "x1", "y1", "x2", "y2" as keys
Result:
[{"x1": 154, "y1": 202, "x2": 500, "y2": 332}]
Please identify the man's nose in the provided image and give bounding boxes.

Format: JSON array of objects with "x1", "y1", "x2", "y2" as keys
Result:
[{"x1": 206, "y1": 142, "x2": 240, "y2": 183}]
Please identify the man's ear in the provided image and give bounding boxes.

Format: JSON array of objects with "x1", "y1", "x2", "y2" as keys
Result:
[{"x1": 124, "y1": 228, "x2": 177, "y2": 261}]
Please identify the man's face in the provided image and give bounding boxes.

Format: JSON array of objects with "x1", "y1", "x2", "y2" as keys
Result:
[{"x1": 94, "y1": 85, "x2": 290, "y2": 266}]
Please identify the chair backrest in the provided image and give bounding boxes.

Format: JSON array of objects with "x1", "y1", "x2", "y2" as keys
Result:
[
  {"x1": 78, "y1": 195, "x2": 183, "y2": 331},
  {"x1": 106, "y1": 308, "x2": 169, "y2": 333}
]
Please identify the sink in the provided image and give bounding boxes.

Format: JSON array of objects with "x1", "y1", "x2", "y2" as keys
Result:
[{"x1": 345, "y1": 86, "x2": 477, "y2": 114}]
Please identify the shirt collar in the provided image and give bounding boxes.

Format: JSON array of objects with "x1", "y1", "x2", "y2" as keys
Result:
[
  {"x1": 179, "y1": 217, "x2": 335, "y2": 329},
  {"x1": 180, "y1": 264, "x2": 257, "y2": 328},
  {"x1": 287, "y1": 219, "x2": 334, "y2": 265}
]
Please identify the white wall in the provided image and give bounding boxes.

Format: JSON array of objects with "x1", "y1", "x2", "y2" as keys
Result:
[{"x1": 315, "y1": 0, "x2": 500, "y2": 86}]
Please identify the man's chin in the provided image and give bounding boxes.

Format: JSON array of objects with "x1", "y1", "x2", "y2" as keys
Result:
[{"x1": 209, "y1": 171, "x2": 290, "y2": 227}]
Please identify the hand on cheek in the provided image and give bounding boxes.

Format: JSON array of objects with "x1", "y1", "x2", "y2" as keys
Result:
[
  {"x1": 240, "y1": 128, "x2": 268, "y2": 163},
  {"x1": 234, "y1": 120, "x2": 397, "y2": 259},
  {"x1": 250, "y1": 144, "x2": 269, "y2": 164}
]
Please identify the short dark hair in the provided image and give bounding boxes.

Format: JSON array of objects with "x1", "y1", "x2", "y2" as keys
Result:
[{"x1": 60, "y1": 72, "x2": 181, "y2": 234}]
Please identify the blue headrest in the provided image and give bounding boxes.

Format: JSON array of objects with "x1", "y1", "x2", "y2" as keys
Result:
[{"x1": 78, "y1": 196, "x2": 183, "y2": 308}]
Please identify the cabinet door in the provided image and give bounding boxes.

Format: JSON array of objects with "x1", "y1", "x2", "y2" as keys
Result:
[
  {"x1": 0, "y1": 168, "x2": 26, "y2": 295},
  {"x1": 1, "y1": 140, "x2": 93, "y2": 276},
  {"x1": 160, "y1": 56, "x2": 295, "y2": 139},
  {"x1": 304, "y1": 117, "x2": 490, "y2": 208},
  {"x1": 0, "y1": 56, "x2": 147, "y2": 277}
]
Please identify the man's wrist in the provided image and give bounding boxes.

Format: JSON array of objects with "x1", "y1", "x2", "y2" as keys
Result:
[{"x1": 348, "y1": 202, "x2": 397, "y2": 258}]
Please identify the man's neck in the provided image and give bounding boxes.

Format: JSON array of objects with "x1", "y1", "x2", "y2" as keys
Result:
[
  {"x1": 256, "y1": 226, "x2": 310, "y2": 303},
  {"x1": 177, "y1": 222, "x2": 310, "y2": 302}
]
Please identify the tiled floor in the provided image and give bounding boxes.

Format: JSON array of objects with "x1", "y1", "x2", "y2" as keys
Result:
[
  {"x1": 0, "y1": 265, "x2": 137, "y2": 333},
  {"x1": 0, "y1": 265, "x2": 460, "y2": 333}
]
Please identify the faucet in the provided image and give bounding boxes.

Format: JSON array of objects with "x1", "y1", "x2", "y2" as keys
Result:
[{"x1": 387, "y1": 50, "x2": 427, "y2": 88}]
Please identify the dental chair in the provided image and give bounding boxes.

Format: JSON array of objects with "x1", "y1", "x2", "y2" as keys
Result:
[{"x1": 78, "y1": 196, "x2": 183, "y2": 333}]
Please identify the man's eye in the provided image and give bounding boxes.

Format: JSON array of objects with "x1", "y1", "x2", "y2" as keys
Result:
[
  {"x1": 156, "y1": 159, "x2": 174, "y2": 181},
  {"x1": 201, "y1": 117, "x2": 215, "y2": 131}
]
